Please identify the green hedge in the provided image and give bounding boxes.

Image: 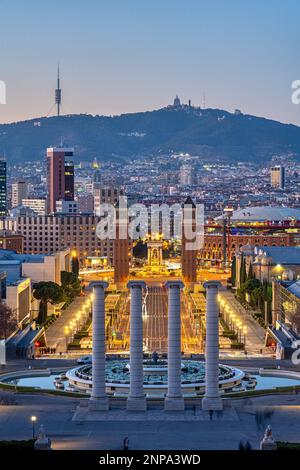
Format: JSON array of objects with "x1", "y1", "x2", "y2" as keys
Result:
[
  {"x1": 230, "y1": 342, "x2": 244, "y2": 350},
  {"x1": 0, "y1": 381, "x2": 86, "y2": 398},
  {"x1": 0, "y1": 440, "x2": 34, "y2": 450}
]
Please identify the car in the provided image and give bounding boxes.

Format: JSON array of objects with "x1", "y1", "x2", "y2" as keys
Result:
[{"x1": 77, "y1": 355, "x2": 92, "y2": 365}]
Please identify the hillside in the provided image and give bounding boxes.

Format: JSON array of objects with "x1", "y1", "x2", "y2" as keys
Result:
[{"x1": 0, "y1": 106, "x2": 300, "y2": 163}]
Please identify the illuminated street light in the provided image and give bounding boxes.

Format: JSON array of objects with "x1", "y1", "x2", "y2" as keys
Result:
[{"x1": 31, "y1": 416, "x2": 37, "y2": 439}]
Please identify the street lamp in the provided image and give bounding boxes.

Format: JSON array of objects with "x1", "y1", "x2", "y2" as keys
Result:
[
  {"x1": 236, "y1": 321, "x2": 242, "y2": 343},
  {"x1": 64, "y1": 327, "x2": 69, "y2": 350},
  {"x1": 31, "y1": 415, "x2": 37, "y2": 439},
  {"x1": 230, "y1": 314, "x2": 236, "y2": 330},
  {"x1": 243, "y1": 326, "x2": 247, "y2": 349}
]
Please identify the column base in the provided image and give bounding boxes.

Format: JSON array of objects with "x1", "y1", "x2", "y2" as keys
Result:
[
  {"x1": 164, "y1": 396, "x2": 185, "y2": 411},
  {"x1": 89, "y1": 397, "x2": 109, "y2": 411},
  {"x1": 127, "y1": 396, "x2": 147, "y2": 411},
  {"x1": 202, "y1": 396, "x2": 223, "y2": 411}
]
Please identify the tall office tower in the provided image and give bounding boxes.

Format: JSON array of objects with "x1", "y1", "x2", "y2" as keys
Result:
[
  {"x1": 0, "y1": 158, "x2": 7, "y2": 217},
  {"x1": 180, "y1": 163, "x2": 194, "y2": 186},
  {"x1": 11, "y1": 181, "x2": 28, "y2": 208},
  {"x1": 181, "y1": 196, "x2": 197, "y2": 286},
  {"x1": 271, "y1": 165, "x2": 285, "y2": 190},
  {"x1": 46, "y1": 147, "x2": 74, "y2": 213}
]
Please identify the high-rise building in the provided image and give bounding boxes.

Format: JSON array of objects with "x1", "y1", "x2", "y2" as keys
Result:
[
  {"x1": 46, "y1": 147, "x2": 75, "y2": 213},
  {"x1": 12, "y1": 181, "x2": 28, "y2": 208},
  {"x1": 0, "y1": 158, "x2": 7, "y2": 217},
  {"x1": 271, "y1": 165, "x2": 285, "y2": 189}
]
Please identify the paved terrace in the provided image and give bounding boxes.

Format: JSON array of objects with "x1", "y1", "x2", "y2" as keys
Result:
[
  {"x1": 219, "y1": 291, "x2": 268, "y2": 356},
  {"x1": 0, "y1": 392, "x2": 300, "y2": 449},
  {"x1": 45, "y1": 296, "x2": 90, "y2": 353}
]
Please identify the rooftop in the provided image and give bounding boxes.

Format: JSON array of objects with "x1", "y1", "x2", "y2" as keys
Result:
[
  {"x1": 0, "y1": 249, "x2": 52, "y2": 264},
  {"x1": 217, "y1": 206, "x2": 300, "y2": 222},
  {"x1": 255, "y1": 246, "x2": 300, "y2": 265},
  {"x1": 287, "y1": 280, "x2": 300, "y2": 298}
]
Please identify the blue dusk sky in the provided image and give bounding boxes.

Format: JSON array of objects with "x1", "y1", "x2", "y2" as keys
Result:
[{"x1": 0, "y1": 0, "x2": 300, "y2": 124}]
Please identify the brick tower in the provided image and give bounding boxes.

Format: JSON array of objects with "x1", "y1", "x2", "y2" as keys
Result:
[
  {"x1": 181, "y1": 196, "x2": 197, "y2": 286},
  {"x1": 113, "y1": 201, "x2": 129, "y2": 286}
]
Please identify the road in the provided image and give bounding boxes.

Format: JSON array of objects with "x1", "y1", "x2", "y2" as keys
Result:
[
  {"x1": 143, "y1": 286, "x2": 168, "y2": 353},
  {"x1": 142, "y1": 285, "x2": 202, "y2": 354}
]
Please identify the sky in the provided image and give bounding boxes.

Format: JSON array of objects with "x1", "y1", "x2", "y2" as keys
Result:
[{"x1": 1, "y1": 0, "x2": 300, "y2": 125}]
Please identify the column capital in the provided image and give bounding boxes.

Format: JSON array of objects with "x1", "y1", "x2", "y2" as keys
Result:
[
  {"x1": 127, "y1": 280, "x2": 147, "y2": 289},
  {"x1": 203, "y1": 281, "x2": 222, "y2": 290},
  {"x1": 165, "y1": 280, "x2": 184, "y2": 290},
  {"x1": 89, "y1": 281, "x2": 109, "y2": 289}
]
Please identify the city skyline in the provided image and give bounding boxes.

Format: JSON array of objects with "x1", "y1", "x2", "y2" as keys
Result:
[
  {"x1": 2, "y1": 1, "x2": 300, "y2": 458},
  {"x1": 1, "y1": 0, "x2": 300, "y2": 125}
]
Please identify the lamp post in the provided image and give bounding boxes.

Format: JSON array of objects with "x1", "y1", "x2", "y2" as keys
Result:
[
  {"x1": 31, "y1": 416, "x2": 37, "y2": 439},
  {"x1": 243, "y1": 326, "x2": 247, "y2": 349},
  {"x1": 64, "y1": 327, "x2": 69, "y2": 351}
]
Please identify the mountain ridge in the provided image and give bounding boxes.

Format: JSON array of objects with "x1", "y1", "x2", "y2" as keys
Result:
[{"x1": 1, "y1": 106, "x2": 300, "y2": 163}]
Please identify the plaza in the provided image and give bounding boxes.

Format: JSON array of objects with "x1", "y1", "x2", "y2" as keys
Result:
[{"x1": 0, "y1": 389, "x2": 300, "y2": 450}]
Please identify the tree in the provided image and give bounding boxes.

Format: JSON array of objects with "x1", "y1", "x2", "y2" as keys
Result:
[
  {"x1": 240, "y1": 256, "x2": 247, "y2": 285},
  {"x1": 33, "y1": 282, "x2": 64, "y2": 324},
  {"x1": 0, "y1": 301, "x2": 17, "y2": 339},
  {"x1": 61, "y1": 271, "x2": 82, "y2": 302},
  {"x1": 238, "y1": 277, "x2": 261, "y2": 304},
  {"x1": 247, "y1": 262, "x2": 254, "y2": 281}
]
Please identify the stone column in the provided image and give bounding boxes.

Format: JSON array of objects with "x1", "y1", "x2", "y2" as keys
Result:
[
  {"x1": 89, "y1": 281, "x2": 109, "y2": 411},
  {"x1": 202, "y1": 281, "x2": 223, "y2": 411},
  {"x1": 127, "y1": 281, "x2": 147, "y2": 411},
  {"x1": 164, "y1": 281, "x2": 185, "y2": 411}
]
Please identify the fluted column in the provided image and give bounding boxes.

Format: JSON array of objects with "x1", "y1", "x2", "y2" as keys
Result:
[
  {"x1": 202, "y1": 281, "x2": 223, "y2": 411},
  {"x1": 127, "y1": 281, "x2": 147, "y2": 411},
  {"x1": 89, "y1": 281, "x2": 109, "y2": 411},
  {"x1": 164, "y1": 281, "x2": 185, "y2": 411}
]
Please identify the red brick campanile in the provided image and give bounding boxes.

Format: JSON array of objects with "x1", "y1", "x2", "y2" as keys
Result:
[
  {"x1": 113, "y1": 201, "x2": 129, "y2": 286},
  {"x1": 181, "y1": 196, "x2": 197, "y2": 286}
]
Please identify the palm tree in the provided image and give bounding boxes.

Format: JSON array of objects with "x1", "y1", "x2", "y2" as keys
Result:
[{"x1": 33, "y1": 282, "x2": 64, "y2": 324}]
